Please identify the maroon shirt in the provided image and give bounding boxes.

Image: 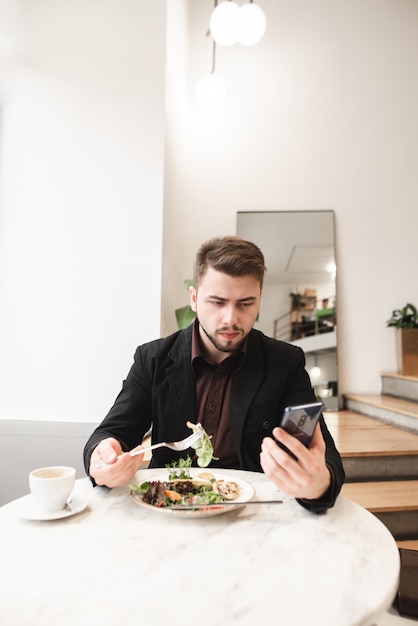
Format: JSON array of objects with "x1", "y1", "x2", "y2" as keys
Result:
[{"x1": 191, "y1": 320, "x2": 246, "y2": 468}]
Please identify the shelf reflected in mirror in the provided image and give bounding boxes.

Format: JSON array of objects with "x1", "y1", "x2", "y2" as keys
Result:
[{"x1": 237, "y1": 210, "x2": 338, "y2": 410}]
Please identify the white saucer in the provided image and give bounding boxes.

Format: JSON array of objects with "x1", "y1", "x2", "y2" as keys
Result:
[{"x1": 15, "y1": 494, "x2": 89, "y2": 521}]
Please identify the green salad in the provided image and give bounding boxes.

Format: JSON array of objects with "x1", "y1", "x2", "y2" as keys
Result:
[
  {"x1": 165, "y1": 456, "x2": 193, "y2": 480},
  {"x1": 130, "y1": 472, "x2": 241, "y2": 508},
  {"x1": 186, "y1": 421, "x2": 218, "y2": 467},
  {"x1": 130, "y1": 478, "x2": 227, "y2": 507}
]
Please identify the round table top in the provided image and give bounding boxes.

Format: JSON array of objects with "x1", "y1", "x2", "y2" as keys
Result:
[{"x1": 0, "y1": 468, "x2": 400, "y2": 626}]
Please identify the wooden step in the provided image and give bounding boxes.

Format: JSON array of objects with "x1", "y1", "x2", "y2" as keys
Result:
[
  {"x1": 397, "y1": 539, "x2": 418, "y2": 551},
  {"x1": 341, "y1": 480, "x2": 418, "y2": 512},
  {"x1": 344, "y1": 394, "x2": 418, "y2": 434},
  {"x1": 324, "y1": 410, "x2": 418, "y2": 481},
  {"x1": 382, "y1": 372, "x2": 418, "y2": 403},
  {"x1": 341, "y1": 480, "x2": 418, "y2": 540},
  {"x1": 325, "y1": 410, "x2": 418, "y2": 456},
  {"x1": 345, "y1": 394, "x2": 418, "y2": 420},
  {"x1": 329, "y1": 399, "x2": 418, "y2": 542}
]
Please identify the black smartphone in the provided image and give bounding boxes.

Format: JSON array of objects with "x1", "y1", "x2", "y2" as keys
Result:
[{"x1": 274, "y1": 401, "x2": 324, "y2": 458}]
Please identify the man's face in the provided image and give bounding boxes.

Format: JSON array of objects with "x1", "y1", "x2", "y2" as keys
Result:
[{"x1": 189, "y1": 267, "x2": 262, "y2": 362}]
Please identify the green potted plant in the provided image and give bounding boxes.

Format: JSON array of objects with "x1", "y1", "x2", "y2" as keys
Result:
[
  {"x1": 386, "y1": 303, "x2": 418, "y2": 376},
  {"x1": 175, "y1": 279, "x2": 196, "y2": 329},
  {"x1": 386, "y1": 303, "x2": 418, "y2": 329}
]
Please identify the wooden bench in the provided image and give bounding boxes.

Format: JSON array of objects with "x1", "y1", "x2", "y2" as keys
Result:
[{"x1": 395, "y1": 546, "x2": 418, "y2": 618}]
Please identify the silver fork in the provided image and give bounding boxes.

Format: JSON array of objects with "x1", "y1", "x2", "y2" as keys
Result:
[{"x1": 94, "y1": 431, "x2": 201, "y2": 468}]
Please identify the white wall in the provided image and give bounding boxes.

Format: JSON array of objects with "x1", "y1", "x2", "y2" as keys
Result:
[
  {"x1": 0, "y1": 0, "x2": 166, "y2": 423},
  {"x1": 162, "y1": 0, "x2": 418, "y2": 400},
  {"x1": 1, "y1": 0, "x2": 418, "y2": 431}
]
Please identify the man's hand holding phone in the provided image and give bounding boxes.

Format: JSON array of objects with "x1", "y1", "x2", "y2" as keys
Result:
[{"x1": 260, "y1": 403, "x2": 331, "y2": 501}]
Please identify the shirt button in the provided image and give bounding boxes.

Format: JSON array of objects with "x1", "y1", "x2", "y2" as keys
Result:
[
  {"x1": 210, "y1": 406, "x2": 216, "y2": 413},
  {"x1": 262, "y1": 420, "x2": 270, "y2": 429}
]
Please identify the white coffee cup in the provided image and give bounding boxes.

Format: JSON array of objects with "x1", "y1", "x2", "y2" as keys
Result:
[{"x1": 29, "y1": 466, "x2": 76, "y2": 513}]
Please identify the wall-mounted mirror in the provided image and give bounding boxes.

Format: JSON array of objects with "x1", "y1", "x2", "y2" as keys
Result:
[{"x1": 237, "y1": 211, "x2": 338, "y2": 410}]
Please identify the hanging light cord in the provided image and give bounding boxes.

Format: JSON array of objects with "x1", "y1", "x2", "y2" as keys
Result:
[
  {"x1": 211, "y1": 39, "x2": 216, "y2": 74},
  {"x1": 209, "y1": 0, "x2": 218, "y2": 74}
]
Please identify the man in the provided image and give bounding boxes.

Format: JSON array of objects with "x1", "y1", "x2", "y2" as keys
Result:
[{"x1": 84, "y1": 236, "x2": 344, "y2": 512}]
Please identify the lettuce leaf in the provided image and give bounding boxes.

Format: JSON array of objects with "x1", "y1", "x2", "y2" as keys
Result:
[{"x1": 186, "y1": 421, "x2": 218, "y2": 468}]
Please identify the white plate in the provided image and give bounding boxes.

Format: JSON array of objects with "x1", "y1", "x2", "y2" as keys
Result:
[
  {"x1": 130, "y1": 469, "x2": 255, "y2": 518},
  {"x1": 15, "y1": 494, "x2": 89, "y2": 521}
]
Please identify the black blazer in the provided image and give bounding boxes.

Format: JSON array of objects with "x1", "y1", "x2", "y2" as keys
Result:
[{"x1": 84, "y1": 326, "x2": 345, "y2": 512}]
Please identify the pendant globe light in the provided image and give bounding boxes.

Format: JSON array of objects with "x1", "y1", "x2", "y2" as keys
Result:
[
  {"x1": 310, "y1": 356, "x2": 322, "y2": 379},
  {"x1": 238, "y1": 2, "x2": 266, "y2": 46},
  {"x1": 210, "y1": 1, "x2": 266, "y2": 47},
  {"x1": 209, "y1": 1, "x2": 240, "y2": 47}
]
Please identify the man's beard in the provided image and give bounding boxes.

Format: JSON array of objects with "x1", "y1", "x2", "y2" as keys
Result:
[{"x1": 198, "y1": 319, "x2": 246, "y2": 354}]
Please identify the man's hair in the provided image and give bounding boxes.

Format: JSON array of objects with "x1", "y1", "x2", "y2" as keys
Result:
[{"x1": 194, "y1": 236, "x2": 266, "y2": 288}]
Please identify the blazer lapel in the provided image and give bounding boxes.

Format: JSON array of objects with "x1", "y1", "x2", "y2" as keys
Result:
[{"x1": 166, "y1": 328, "x2": 197, "y2": 432}]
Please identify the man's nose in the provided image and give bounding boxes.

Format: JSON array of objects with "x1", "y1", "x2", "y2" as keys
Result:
[{"x1": 222, "y1": 305, "x2": 238, "y2": 326}]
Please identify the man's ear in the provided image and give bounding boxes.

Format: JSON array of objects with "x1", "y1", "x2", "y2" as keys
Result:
[{"x1": 189, "y1": 286, "x2": 197, "y2": 312}]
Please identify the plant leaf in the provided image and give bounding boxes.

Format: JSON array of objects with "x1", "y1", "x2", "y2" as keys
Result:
[{"x1": 175, "y1": 305, "x2": 196, "y2": 329}]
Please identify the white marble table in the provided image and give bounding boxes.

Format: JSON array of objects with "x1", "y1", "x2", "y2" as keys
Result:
[{"x1": 0, "y1": 469, "x2": 400, "y2": 626}]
